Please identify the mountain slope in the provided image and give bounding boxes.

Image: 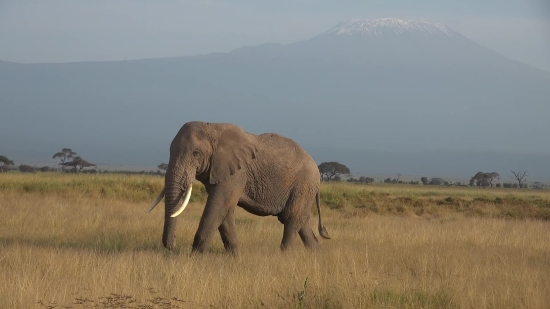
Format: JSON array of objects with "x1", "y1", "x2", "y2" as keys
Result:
[
  {"x1": 232, "y1": 18, "x2": 537, "y2": 70},
  {"x1": 1, "y1": 18, "x2": 549, "y2": 177}
]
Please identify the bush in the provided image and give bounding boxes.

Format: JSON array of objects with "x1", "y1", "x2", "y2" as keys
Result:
[
  {"x1": 19, "y1": 165, "x2": 36, "y2": 173},
  {"x1": 532, "y1": 182, "x2": 545, "y2": 189},
  {"x1": 348, "y1": 176, "x2": 374, "y2": 184},
  {"x1": 428, "y1": 178, "x2": 445, "y2": 185},
  {"x1": 39, "y1": 166, "x2": 51, "y2": 172}
]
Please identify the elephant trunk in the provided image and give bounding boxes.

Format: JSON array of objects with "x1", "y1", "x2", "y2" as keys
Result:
[
  {"x1": 162, "y1": 213, "x2": 179, "y2": 250},
  {"x1": 162, "y1": 167, "x2": 194, "y2": 250}
]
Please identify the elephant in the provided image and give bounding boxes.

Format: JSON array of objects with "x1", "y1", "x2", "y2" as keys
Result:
[{"x1": 146, "y1": 121, "x2": 330, "y2": 254}]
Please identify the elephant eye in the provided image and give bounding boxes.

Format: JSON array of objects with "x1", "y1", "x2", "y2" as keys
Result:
[{"x1": 192, "y1": 150, "x2": 200, "y2": 157}]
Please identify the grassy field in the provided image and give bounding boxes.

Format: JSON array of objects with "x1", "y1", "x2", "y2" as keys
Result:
[{"x1": 1, "y1": 173, "x2": 549, "y2": 308}]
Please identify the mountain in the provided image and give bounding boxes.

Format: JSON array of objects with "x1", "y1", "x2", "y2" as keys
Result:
[
  {"x1": 231, "y1": 18, "x2": 535, "y2": 69},
  {"x1": 1, "y1": 18, "x2": 549, "y2": 179},
  {"x1": 321, "y1": 18, "x2": 457, "y2": 36}
]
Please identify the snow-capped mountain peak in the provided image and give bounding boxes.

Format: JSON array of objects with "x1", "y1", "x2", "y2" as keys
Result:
[{"x1": 322, "y1": 18, "x2": 456, "y2": 37}]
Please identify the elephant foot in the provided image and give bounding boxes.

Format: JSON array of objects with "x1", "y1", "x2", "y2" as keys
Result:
[
  {"x1": 189, "y1": 244, "x2": 239, "y2": 257},
  {"x1": 191, "y1": 244, "x2": 205, "y2": 254},
  {"x1": 226, "y1": 248, "x2": 240, "y2": 258},
  {"x1": 223, "y1": 243, "x2": 239, "y2": 255}
]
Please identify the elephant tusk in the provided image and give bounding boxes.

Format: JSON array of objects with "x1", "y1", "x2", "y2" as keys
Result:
[
  {"x1": 170, "y1": 185, "x2": 193, "y2": 218},
  {"x1": 145, "y1": 188, "x2": 165, "y2": 213}
]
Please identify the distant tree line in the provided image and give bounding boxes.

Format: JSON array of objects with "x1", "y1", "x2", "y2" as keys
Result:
[
  {"x1": 1, "y1": 153, "x2": 547, "y2": 189},
  {"x1": 0, "y1": 148, "x2": 97, "y2": 174},
  {"x1": 314, "y1": 161, "x2": 544, "y2": 189},
  {"x1": 1, "y1": 149, "x2": 164, "y2": 176}
]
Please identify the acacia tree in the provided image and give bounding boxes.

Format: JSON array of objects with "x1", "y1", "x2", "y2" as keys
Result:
[
  {"x1": 395, "y1": 173, "x2": 403, "y2": 183},
  {"x1": 318, "y1": 161, "x2": 351, "y2": 181},
  {"x1": 53, "y1": 148, "x2": 77, "y2": 171},
  {"x1": 157, "y1": 162, "x2": 168, "y2": 175},
  {"x1": 60, "y1": 156, "x2": 96, "y2": 173},
  {"x1": 510, "y1": 170, "x2": 528, "y2": 188},
  {"x1": 470, "y1": 172, "x2": 500, "y2": 187},
  {"x1": 485, "y1": 172, "x2": 500, "y2": 187},
  {"x1": 0, "y1": 155, "x2": 15, "y2": 172}
]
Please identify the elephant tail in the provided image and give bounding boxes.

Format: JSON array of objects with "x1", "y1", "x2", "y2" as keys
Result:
[{"x1": 316, "y1": 190, "x2": 331, "y2": 239}]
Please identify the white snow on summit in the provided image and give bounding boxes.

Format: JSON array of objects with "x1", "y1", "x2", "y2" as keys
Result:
[{"x1": 322, "y1": 18, "x2": 456, "y2": 37}]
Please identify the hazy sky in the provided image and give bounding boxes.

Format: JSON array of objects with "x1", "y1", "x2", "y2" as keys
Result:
[{"x1": 1, "y1": 0, "x2": 549, "y2": 71}]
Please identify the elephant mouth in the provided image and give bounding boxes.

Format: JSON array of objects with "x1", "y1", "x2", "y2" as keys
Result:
[
  {"x1": 145, "y1": 184, "x2": 193, "y2": 217},
  {"x1": 170, "y1": 184, "x2": 193, "y2": 217}
]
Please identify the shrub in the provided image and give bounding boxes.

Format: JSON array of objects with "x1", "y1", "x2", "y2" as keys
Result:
[{"x1": 19, "y1": 165, "x2": 36, "y2": 173}]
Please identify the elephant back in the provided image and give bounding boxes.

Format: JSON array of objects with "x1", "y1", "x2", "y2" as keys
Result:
[{"x1": 256, "y1": 133, "x2": 319, "y2": 176}]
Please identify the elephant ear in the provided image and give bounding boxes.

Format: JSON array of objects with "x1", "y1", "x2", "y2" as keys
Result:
[{"x1": 209, "y1": 126, "x2": 257, "y2": 184}]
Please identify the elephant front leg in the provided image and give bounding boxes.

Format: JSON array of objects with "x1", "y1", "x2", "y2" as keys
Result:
[
  {"x1": 192, "y1": 184, "x2": 242, "y2": 254},
  {"x1": 218, "y1": 207, "x2": 239, "y2": 255}
]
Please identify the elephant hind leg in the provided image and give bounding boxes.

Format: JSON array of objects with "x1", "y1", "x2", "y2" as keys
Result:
[
  {"x1": 298, "y1": 225, "x2": 319, "y2": 249},
  {"x1": 280, "y1": 217, "x2": 319, "y2": 251},
  {"x1": 280, "y1": 221, "x2": 300, "y2": 251},
  {"x1": 279, "y1": 187, "x2": 318, "y2": 251}
]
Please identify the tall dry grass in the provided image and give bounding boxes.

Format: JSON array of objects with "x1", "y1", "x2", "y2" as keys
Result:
[{"x1": 1, "y1": 173, "x2": 549, "y2": 308}]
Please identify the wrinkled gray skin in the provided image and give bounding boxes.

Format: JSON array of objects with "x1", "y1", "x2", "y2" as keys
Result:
[{"x1": 148, "y1": 121, "x2": 330, "y2": 254}]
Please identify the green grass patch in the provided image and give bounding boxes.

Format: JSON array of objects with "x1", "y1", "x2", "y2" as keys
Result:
[
  {"x1": 2, "y1": 173, "x2": 550, "y2": 221},
  {"x1": 369, "y1": 289, "x2": 457, "y2": 309}
]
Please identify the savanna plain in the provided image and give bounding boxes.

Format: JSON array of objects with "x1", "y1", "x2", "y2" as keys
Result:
[{"x1": 1, "y1": 173, "x2": 549, "y2": 309}]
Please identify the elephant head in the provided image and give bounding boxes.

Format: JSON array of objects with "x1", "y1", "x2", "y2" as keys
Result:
[{"x1": 146, "y1": 122, "x2": 257, "y2": 249}]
